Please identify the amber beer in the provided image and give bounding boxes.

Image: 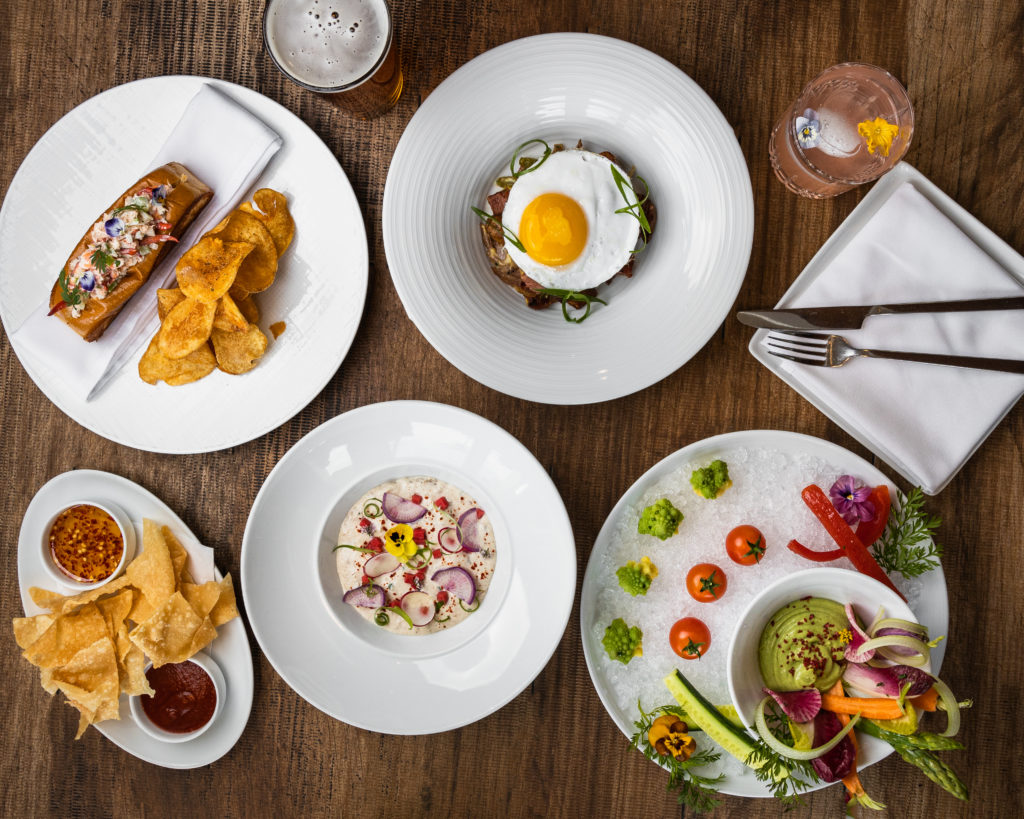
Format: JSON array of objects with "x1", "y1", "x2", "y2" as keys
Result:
[{"x1": 264, "y1": 0, "x2": 403, "y2": 119}]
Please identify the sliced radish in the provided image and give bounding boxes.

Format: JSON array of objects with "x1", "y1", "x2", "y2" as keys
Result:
[
  {"x1": 431, "y1": 566, "x2": 476, "y2": 604},
  {"x1": 438, "y1": 527, "x2": 461, "y2": 553},
  {"x1": 364, "y1": 552, "x2": 400, "y2": 578},
  {"x1": 400, "y1": 590, "x2": 435, "y2": 627},
  {"x1": 457, "y1": 508, "x2": 486, "y2": 552},
  {"x1": 382, "y1": 492, "x2": 426, "y2": 523},
  {"x1": 343, "y1": 584, "x2": 386, "y2": 608}
]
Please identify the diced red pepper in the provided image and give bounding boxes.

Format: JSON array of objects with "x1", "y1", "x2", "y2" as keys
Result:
[
  {"x1": 416, "y1": 569, "x2": 426, "y2": 580},
  {"x1": 802, "y1": 485, "x2": 905, "y2": 600},
  {"x1": 142, "y1": 234, "x2": 178, "y2": 245},
  {"x1": 855, "y1": 485, "x2": 891, "y2": 548},
  {"x1": 359, "y1": 517, "x2": 371, "y2": 531},
  {"x1": 787, "y1": 538, "x2": 845, "y2": 563},
  {"x1": 432, "y1": 549, "x2": 442, "y2": 559},
  {"x1": 156, "y1": 220, "x2": 172, "y2": 233},
  {"x1": 476, "y1": 508, "x2": 485, "y2": 519},
  {"x1": 411, "y1": 493, "x2": 423, "y2": 504},
  {"x1": 403, "y1": 572, "x2": 416, "y2": 585},
  {"x1": 436, "y1": 590, "x2": 449, "y2": 603},
  {"x1": 412, "y1": 527, "x2": 426, "y2": 543},
  {"x1": 367, "y1": 536, "x2": 383, "y2": 552},
  {"x1": 361, "y1": 574, "x2": 371, "y2": 585},
  {"x1": 434, "y1": 497, "x2": 448, "y2": 510}
]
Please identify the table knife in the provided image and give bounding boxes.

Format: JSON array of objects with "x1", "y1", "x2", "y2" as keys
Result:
[{"x1": 736, "y1": 296, "x2": 1024, "y2": 331}]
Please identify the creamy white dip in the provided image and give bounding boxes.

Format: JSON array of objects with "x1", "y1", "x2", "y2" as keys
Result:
[{"x1": 335, "y1": 476, "x2": 497, "y2": 635}]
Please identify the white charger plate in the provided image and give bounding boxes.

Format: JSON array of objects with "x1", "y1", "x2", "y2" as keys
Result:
[
  {"x1": 17, "y1": 469, "x2": 254, "y2": 769},
  {"x1": 748, "y1": 162, "x2": 1024, "y2": 494},
  {"x1": 240, "y1": 400, "x2": 575, "y2": 734},
  {"x1": 0, "y1": 76, "x2": 367, "y2": 453},
  {"x1": 382, "y1": 33, "x2": 754, "y2": 405},
  {"x1": 580, "y1": 430, "x2": 948, "y2": 798}
]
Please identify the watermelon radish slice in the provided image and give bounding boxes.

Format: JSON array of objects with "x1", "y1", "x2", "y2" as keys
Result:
[
  {"x1": 400, "y1": 590, "x2": 435, "y2": 626},
  {"x1": 343, "y1": 584, "x2": 386, "y2": 608},
  {"x1": 457, "y1": 508, "x2": 486, "y2": 552},
  {"x1": 438, "y1": 527, "x2": 461, "y2": 553},
  {"x1": 382, "y1": 492, "x2": 426, "y2": 523},
  {"x1": 431, "y1": 566, "x2": 476, "y2": 604},
  {"x1": 364, "y1": 552, "x2": 400, "y2": 578}
]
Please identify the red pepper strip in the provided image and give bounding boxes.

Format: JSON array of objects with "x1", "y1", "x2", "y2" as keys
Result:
[
  {"x1": 855, "y1": 485, "x2": 891, "y2": 547},
  {"x1": 47, "y1": 301, "x2": 67, "y2": 315},
  {"x1": 801, "y1": 484, "x2": 906, "y2": 600},
  {"x1": 142, "y1": 234, "x2": 179, "y2": 244},
  {"x1": 787, "y1": 538, "x2": 845, "y2": 562}
]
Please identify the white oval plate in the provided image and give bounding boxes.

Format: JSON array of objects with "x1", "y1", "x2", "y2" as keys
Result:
[
  {"x1": 383, "y1": 33, "x2": 754, "y2": 405},
  {"x1": 0, "y1": 75, "x2": 367, "y2": 453},
  {"x1": 580, "y1": 430, "x2": 948, "y2": 797},
  {"x1": 17, "y1": 470, "x2": 254, "y2": 769},
  {"x1": 240, "y1": 400, "x2": 576, "y2": 734}
]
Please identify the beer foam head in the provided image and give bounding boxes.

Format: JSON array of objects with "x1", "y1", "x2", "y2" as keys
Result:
[{"x1": 266, "y1": 0, "x2": 389, "y2": 90}]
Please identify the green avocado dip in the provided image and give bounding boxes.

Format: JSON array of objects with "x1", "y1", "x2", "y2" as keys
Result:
[{"x1": 758, "y1": 597, "x2": 850, "y2": 692}]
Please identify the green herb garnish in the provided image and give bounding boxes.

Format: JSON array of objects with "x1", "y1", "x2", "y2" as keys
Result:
[
  {"x1": 471, "y1": 206, "x2": 526, "y2": 252},
  {"x1": 629, "y1": 700, "x2": 724, "y2": 813},
  {"x1": 610, "y1": 164, "x2": 651, "y2": 254},
  {"x1": 744, "y1": 701, "x2": 822, "y2": 806},
  {"x1": 56, "y1": 268, "x2": 82, "y2": 308},
  {"x1": 534, "y1": 287, "x2": 608, "y2": 323},
  {"x1": 332, "y1": 543, "x2": 376, "y2": 554},
  {"x1": 111, "y1": 203, "x2": 150, "y2": 217},
  {"x1": 872, "y1": 487, "x2": 943, "y2": 578},
  {"x1": 363, "y1": 498, "x2": 383, "y2": 518},
  {"x1": 90, "y1": 248, "x2": 116, "y2": 273},
  {"x1": 509, "y1": 138, "x2": 552, "y2": 180},
  {"x1": 373, "y1": 607, "x2": 390, "y2": 627}
]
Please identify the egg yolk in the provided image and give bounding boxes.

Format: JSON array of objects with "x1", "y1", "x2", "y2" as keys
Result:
[{"x1": 519, "y1": 193, "x2": 588, "y2": 266}]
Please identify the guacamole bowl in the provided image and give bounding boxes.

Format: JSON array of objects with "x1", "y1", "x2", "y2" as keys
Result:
[{"x1": 726, "y1": 566, "x2": 923, "y2": 733}]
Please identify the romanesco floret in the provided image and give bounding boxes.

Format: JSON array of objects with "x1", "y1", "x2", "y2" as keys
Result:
[
  {"x1": 690, "y1": 459, "x2": 732, "y2": 499},
  {"x1": 638, "y1": 498, "x2": 683, "y2": 540},
  {"x1": 602, "y1": 618, "x2": 643, "y2": 664},
  {"x1": 616, "y1": 556, "x2": 659, "y2": 596}
]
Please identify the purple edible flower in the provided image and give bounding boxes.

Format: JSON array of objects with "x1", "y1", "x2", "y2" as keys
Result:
[
  {"x1": 794, "y1": 108, "x2": 821, "y2": 149},
  {"x1": 78, "y1": 271, "x2": 96, "y2": 292},
  {"x1": 104, "y1": 216, "x2": 124, "y2": 237},
  {"x1": 829, "y1": 475, "x2": 876, "y2": 525},
  {"x1": 152, "y1": 185, "x2": 168, "y2": 201}
]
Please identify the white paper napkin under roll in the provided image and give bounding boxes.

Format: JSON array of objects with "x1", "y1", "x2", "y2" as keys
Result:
[
  {"x1": 11, "y1": 84, "x2": 282, "y2": 400},
  {"x1": 761, "y1": 181, "x2": 1024, "y2": 493}
]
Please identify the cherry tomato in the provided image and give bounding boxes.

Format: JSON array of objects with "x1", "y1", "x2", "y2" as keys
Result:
[
  {"x1": 726, "y1": 525, "x2": 766, "y2": 565},
  {"x1": 669, "y1": 617, "x2": 711, "y2": 660},
  {"x1": 686, "y1": 563, "x2": 727, "y2": 602}
]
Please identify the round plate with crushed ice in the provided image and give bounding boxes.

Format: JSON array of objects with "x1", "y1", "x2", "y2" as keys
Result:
[{"x1": 580, "y1": 429, "x2": 947, "y2": 798}]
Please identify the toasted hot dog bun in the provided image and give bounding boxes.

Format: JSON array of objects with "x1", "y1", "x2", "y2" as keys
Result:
[{"x1": 49, "y1": 162, "x2": 213, "y2": 341}]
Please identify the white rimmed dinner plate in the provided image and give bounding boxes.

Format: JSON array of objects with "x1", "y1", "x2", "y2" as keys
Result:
[
  {"x1": 382, "y1": 33, "x2": 754, "y2": 405},
  {"x1": 240, "y1": 400, "x2": 575, "y2": 734},
  {"x1": 17, "y1": 469, "x2": 253, "y2": 769},
  {"x1": 0, "y1": 76, "x2": 367, "y2": 453},
  {"x1": 580, "y1": 430, "x2": 948, "y2": 797}
]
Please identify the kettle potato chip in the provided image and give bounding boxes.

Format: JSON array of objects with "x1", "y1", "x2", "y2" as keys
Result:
[
  {"x1": 211, "y1": 322, "x2": 268, "y2": 375},
  {"x1": 208, "y1": 210, "x2": 278, "y2": 294},
  {"x1": 176, "y1": 236, "x2": 253, "y2": 303},
  {"x1": 240, "y1": 188, "x2": 295, "y2": 255},
  {"x1": 139, "y1": 333, "x2": 217, "y2": 386},
  {"x1": 213, "y1": 292, "x2": 249, "y2": 333},
  {"x1": 157, "y1": 297, "x2": 218, "y2": 360}
]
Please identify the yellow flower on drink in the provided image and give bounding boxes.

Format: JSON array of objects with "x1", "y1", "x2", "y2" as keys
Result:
[{"x1": 857, "y1": 117, "x2": 901, "y2": 156}]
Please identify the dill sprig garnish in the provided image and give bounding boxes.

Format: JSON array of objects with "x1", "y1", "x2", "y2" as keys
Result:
[
  {"x1": 630, "y1": 700, "x2": 724, "y2": 813},
  {"x1": 872, "y1": 487, "x2": 943, "y2": 578},
  {"x1": 56, "y1": 268, "x2": 82, "y2": 308}
]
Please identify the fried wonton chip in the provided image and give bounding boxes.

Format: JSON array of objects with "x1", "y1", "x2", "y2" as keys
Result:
[
  {"x1": 208, "y1": 210, "x2": 278, "y2": 295},
  {"x1": 156, "y1": 287, "x2": 187, "y2": 321},
  {"x1": 161, "y1": 526, "x2": 193, "y2": 585},
  {"x1": 127, "y1": 521, "x2": 177, "y2": 610},
  {"x1": 44, "y1": 636, "x2": 121, "y2": 738},
  {"x1": 157, "y1": 297, "x2": 218, "y2": 360},
  {"x1": 23, "y1": 603, "x2": 109, "y2": 669},
  {"x1": 129, "y1": 592, "x2": 205, "y2": 667},
  {"x1": 176, "y1": 236, "x2": 253, "y2": 303},
  {"x1": 209, "y1": 575, "x2": 239, "y2": 627},
  {"x1": 239, "y1": 188, "x2": 295, "y2": 256},
  {"x1": 212, "y1": 292, "x2": 249, "y2": 333},
  {"x1": 180, "y1": 581, "x2": 222, "y2": 620},
  {"x1": 211, "y1": 323, "x2": 268, "y2": 375},
  {"x1": 13, "y1": 613, "x2": 55, "y2": 649},
  {"x1": 235, "y1": 294, "x2": 260, "y2": 324},
  {"x1": 139, "y1": 332, "x2": 217, "y2": 386}
]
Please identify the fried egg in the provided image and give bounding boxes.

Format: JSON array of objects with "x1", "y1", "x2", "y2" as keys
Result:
[{"x1": 500, "y1": 149, "x2": 641, "y2": 291}]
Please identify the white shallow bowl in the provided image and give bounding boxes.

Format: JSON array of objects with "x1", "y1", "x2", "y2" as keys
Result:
[
  {"x1": 129, "y1": 652, "x2": 226, "y2": 743},
  {"x1": 39, "y1": 499, "x2": 137, "y2": 591},
  {"x1": 383, "y1": 33, "x2": 753, "y2": 404},
  {"x1": 727, "y1": 567, "x2": 926, "y2": 769}
]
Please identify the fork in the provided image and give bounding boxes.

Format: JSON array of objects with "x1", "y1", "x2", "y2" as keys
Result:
[{"x1": 766, "y1": 331, "x2": 1024, "y2": 374}]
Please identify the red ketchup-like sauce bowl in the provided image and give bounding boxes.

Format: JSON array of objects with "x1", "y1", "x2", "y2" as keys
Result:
[{"x1": 138, "y1": 659, "x2": 219, "y2": 739}]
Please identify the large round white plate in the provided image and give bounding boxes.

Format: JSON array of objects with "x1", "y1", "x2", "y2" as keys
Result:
[
  {"x1": 17, "y1": 470, "x2": 254, "y2": 769},
  {"x1": 383, "y1": 33, "x2": 754, "y2": 405},
  {"x1": 580, "y1": 430, "x2": 948, "y2": 798},
  {"x1": 0, "y1": 76, "x2": 367, "y2": 453},
  {"x1": 240, "y1": 400, "x2": 576, "y2": 734}
]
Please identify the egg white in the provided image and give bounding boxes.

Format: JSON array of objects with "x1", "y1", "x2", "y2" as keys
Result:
[{"x1": 501, "y1": 150, "x2": 641, "y2": 291}]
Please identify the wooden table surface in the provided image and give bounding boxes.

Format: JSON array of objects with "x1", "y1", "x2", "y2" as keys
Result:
[{"x1": 2, "y1": 1, "x2": 1022, "y2": 817}]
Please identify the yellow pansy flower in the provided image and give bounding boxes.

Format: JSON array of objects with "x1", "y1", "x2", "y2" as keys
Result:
[
  {"x1": 857, "y1": 117, "x2": 900, "y2": 156},
  {"x1": 383, "y1": 524, "x2": 418, "y2": 563}
]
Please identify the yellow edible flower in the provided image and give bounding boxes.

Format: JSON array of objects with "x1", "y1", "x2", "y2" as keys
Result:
[
  {"x1": 838, "y1": 627, "x2": 853, "y2": 645},
  {"x1": 383, "y1": 524, "x2": 417, "y2": 563},
  {"x1": 648, "y1": 715, "x2": 697, "y2": 761},
  {"x1": 857, "y1": 117, "x2": 900, "y2": 156}
]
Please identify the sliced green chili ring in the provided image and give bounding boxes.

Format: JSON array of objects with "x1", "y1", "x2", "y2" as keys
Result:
[
  {"x1": 436, "y1": 616, "x2": 450, "y2": 623},
  {"x1": 458, "y1": 599, "x2": 481, "y2": 613},
  {"x1": 471, "y1": 206, "x2": 526, "y2": 252},
  {"x1": 509, "y1": 138, "x2": 552, "y2": 179},
  {"x1": 373, "y1": 608, "x2": 390, "y2": 626},
  {"x1": 391, "y1": 606, "x2": 415, "y2": 628},
  {"x1": 332, "y1": 543, "x2": 376, "y2": 554},
  {"x1": 406, "y1": 552, "x2": 430, "y2": 570},
  {"x1": 363, "y1": 498, "x2": 383, "y2": 518}
]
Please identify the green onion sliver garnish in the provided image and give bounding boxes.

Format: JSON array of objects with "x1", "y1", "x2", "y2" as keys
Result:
[
  {"x1": 332, "y1": 543, "x2": 376, "y2": 554},
  {"x1": 610, "y1": 165, "x2": 651, "y2": 253},
  {"x1": 458, "y1": 599, "x2": 481, "y2": 613},
  {"x1": 509, "y1": 138, "x2": 552, "y2": 180},
  {"x1": 391, "y1": 606, "x2": 415, "y2": 628},
  {"x1": 535, "y1": 288, "x2": 608, "y2": 324},
  {"x1": 373, "y1": 607, "x2": 390, "y2": 627},
  {"x1": 471, "y1": 207, "x2": 526, "y2": 252},
  {"x1": 363, "y1": 498, "x2": 383, "y2": 518}
]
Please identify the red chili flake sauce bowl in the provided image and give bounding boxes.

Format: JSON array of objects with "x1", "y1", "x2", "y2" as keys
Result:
[
  {"x1": 130, "y1": 652, "x2": 225, "y2": 743},
  {"x1": 40, "y1": 500, "x2": 136, "y2": 591}
]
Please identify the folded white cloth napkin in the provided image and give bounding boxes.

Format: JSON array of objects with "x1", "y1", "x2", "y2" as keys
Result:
[
  {"x1": 10, "y1": 84, "x2": 282, "y2": 400},
  {"x1": 762, "y1": 181, "x2": 1024, "y2": 493}
]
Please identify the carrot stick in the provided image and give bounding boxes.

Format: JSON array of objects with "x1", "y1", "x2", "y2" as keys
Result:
[
  {"x1": 855, "y1": 485, "x2": 891, "y2": 548},
  {"x1": 787, "y1": 538, "x2": 845, "y2": 562},
  {"x1": 821, "y1": 693, "x2": 905, "y2": 720},
  {"x1": 911, "y1": 686, "x2": 940, "y2": 712},
  {"x1": 802, "y1": 485, "x2": 905, "y2": 600}
]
